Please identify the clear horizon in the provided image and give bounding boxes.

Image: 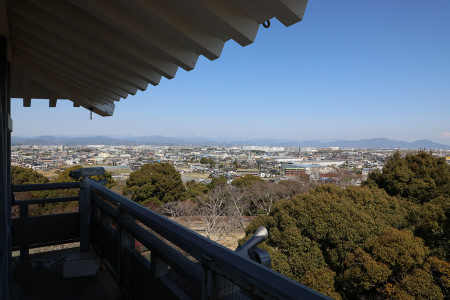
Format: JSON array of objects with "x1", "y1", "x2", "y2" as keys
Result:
[
  {"x1": 10, "y1": 134, "x2": 450, "y2": 147},
  {"x1": 11, "y1": 1, "x2": 450, "y2": 145}
]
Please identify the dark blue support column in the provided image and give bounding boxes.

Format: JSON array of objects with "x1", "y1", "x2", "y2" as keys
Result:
[{"x1": 0, "y1": 36, "x2": 12, "y2": 300}]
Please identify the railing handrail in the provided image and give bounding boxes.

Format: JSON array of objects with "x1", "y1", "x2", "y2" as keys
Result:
[
  {"x1": 90, "y1": 181, "x2": 329, "y2": 300},
  {"x1": 13, "y1": 196, "x2": 79, "y2": 206},
  {"x1": 12, "y1": 182, "x2": 80, "y2": 192}
]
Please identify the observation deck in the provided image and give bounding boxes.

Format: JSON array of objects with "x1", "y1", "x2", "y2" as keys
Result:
[
  {"x1": 10, "y1": 174, "x2": 329, "y2": 299},
  {"x1": 0, "y1": 1, "x2": 322, "y2": 298}
]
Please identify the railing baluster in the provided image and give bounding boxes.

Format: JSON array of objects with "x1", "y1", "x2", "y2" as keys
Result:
[
  {"x1": 201, "y1": 255, "x2": 213, "y2": 300},
  {"x1": 19, "y1": 203, "x2": 28, "y2": 261},
  {"x1": 202, "y1": 268, "x2": 213, "y2": 300},
  {"x1": 120, "y1": 212, "x2": 135, "y2": 249},
  {"x1": 97, "y1": 202, "x2": 110, "y2": 270},
  {"x1": 150, "y1": 252, "x2": 168, "y2": 297},
  {"x1": 116, "y1": 203, "x2": 122, "y2": 284},
  {"x1": 119, "y1": 209, "x2": 134, "y2": 285}
]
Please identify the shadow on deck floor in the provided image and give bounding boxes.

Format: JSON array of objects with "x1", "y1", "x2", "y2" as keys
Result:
[{"x1": 13, "y1": 247, "x2": 122, "y2": 300}]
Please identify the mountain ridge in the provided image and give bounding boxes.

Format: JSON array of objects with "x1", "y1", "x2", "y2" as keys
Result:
[{"x1": 11, "y1": 136, "x2": 450, "y2": 150}]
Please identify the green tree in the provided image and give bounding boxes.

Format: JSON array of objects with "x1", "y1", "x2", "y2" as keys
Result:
[
  {"x1": 401, "y1": 268, "x2": 444, "y2": 299},
  {"x1": 123, "y1": 163, "x2": 186, "y2": 206},
  {"x1": 11, "y1": 166, "x2": 49, "y2": 185},
  {"x1": 242, "y1": 185, "x2": 420, "y2": 298},
  {"x1": 240, "y1": 155, "x2": 450, "y2": 299},
  {"x1": 342, "y1": 248, "x2": 391, "y2": 295},
  {"x1": 365, "y1": 227, "x2": 428, "y2": 275},
  {"x1": 342, "y1": 227, "x2": 445, "y2": 299},
  {"x1": 200, "y1": 157, "x2": 216, "y2": 167},
  {"x1": 185, "y1": 180, "x2": 208, "y2": 199},
  {"x1": 364, "y1": 151, "x2": 450, "y2": 260},
  {"x1": 208, "y1": 176, "x2": 227, "y2": 190},
  {"x1": 300, "y1": 268, "x2": 341, "y2": 299},
  {"x1": 426, "y1": 256, "x2": 450, "y2": 294},
  {"x1": 407, "y1": 196, "x2": 449, "y2": 260},
  {"x1": 285, "y1": 185, "x2": 407, "y2": 269},
  {"x1": 375, "y1": 228, "x2": 444, "y2": 299},
  {"x1": 364, "y1": 151, "x2": 450, "y2": 204},
  {"x1": 11, "y1": 166, "x2": 50, "y2": 204},
  {"x1": 231, "y1": 175, "x2": 263, "y2": 188}
]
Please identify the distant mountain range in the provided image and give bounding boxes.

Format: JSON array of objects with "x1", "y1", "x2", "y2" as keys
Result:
[{"x1": 10, "y1": 135, "x2": 450, "y2": 150}]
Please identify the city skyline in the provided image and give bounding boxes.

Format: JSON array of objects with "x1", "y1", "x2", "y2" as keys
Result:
[{"x1": 11, "y1": 1, "x2": 450, "y2": 144}]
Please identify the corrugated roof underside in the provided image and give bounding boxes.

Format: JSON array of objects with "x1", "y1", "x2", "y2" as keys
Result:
[{"x1": 6, "y1": 0, "x2": 307, "y2": 116}]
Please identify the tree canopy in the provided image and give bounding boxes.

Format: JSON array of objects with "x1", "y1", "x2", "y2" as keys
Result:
[
  {"x1": 185, "y1": 180, "x2": 208, "y2": 199},
  {"x1": 208, "y1": 176, "x2": 227, "y2": 190},
  {"x1": 242, "y1": 184, "x2": 449, "y2": 299},
  {"x1": 11, "y1": 166, "x2": 49, "y2": 185},
  {"x1": 200, "y1": 157, "x2": 215, "y2": 167},
  {"x1": 123, "y1": 162, "x2": 186, "y2": 206},
  {"x1": 364, "y1": 151, "x2": 450, "y2": 204},
  {"x1": 11, "y1": 166, "x2": 50, "y2": 204},
  {"x1": 364, "y1": 151, "x2": 450, "y2": 260},
  {"x1": 231, "y1": 175, "x2": 263, "y2": 188}
]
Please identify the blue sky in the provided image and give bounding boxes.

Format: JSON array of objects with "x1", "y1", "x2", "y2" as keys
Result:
[{"x1": 11, "y1": 1, "x2": 450, "y2": 145}]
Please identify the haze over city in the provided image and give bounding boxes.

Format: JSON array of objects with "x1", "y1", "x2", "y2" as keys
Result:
[{"x1": 11, "y1": 1, "x2": 450, "y2": 145}]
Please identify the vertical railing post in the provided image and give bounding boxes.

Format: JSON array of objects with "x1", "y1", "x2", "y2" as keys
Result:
[
  {"x1": 150, "y1": 252, "x2": 168, "y2": 297},
  {"x1": 100, "y1": 204, "x2": 109, "y2": 255},
  {"x1": 119, "y1": 213, "x2": 134, "y2": 250},
  {"x1": 116, "y1": 204, "x2": 122, "y2": 282},
  {"x1": 201, "y1": 256, "x2": 213, "y2": 300},
  {"x1": 118, "y1": 209, "x2": 135, "y2": 284},
  {"x1": 79, "y1": 176, "x2": 91, "y2": 253},
  {"x1": 69, "y1": 167, "x2": 105, "y2": 254},
  {"x1": 19, "y1": 203, "x2": 29, "y2": 261}
]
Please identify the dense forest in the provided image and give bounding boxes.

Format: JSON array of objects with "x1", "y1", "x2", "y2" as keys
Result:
[{"x1": 12, "y1": 151, "x2": 449, "y2": 299}]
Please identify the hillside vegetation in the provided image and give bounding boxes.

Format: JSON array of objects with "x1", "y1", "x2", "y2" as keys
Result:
[{"x1": 242, "y1": 151, "x2": 449, "y2": 299}]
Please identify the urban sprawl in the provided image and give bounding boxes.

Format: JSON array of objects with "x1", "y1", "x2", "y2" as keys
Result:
[{"x1": 11, "y1": 145, "x2": 450, "y2": 185}]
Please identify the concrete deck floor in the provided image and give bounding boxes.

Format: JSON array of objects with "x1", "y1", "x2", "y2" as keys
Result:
[{"x1": 12, "y1": 247, "x2": 122, "y2": 300}]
